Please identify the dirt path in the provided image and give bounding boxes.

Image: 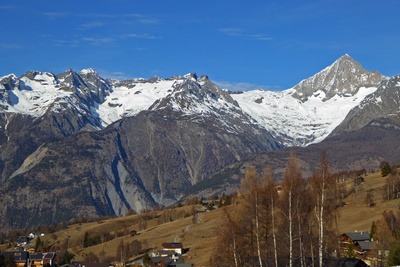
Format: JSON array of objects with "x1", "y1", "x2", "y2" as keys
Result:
[{"x1": 173, "y1": 214, "x2": 201, "y2": 242}]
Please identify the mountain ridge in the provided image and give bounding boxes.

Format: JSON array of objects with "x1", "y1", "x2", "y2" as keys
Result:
[{"x1": 0, "y1": 54, "x2": 399, "y2": 230}]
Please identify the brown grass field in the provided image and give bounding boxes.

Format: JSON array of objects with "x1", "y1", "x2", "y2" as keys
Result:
[
  {"x1": 4, "y1": 170, "x2": 398, "y2": 267},
  {"x1": 336, "y1": 171, "x2": 400, "y2": 233},
  {"x1": 40, "y1": 205, "x2": 227, "y2": 266}
]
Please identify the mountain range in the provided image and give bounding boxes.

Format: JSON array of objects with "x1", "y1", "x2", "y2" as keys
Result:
[{"x1": 0, "y1": 54, "x2": 399, "y2": 230}]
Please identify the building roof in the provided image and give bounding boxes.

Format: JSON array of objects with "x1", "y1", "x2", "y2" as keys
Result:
[
  {"x1": 167, "y1": 259, "x2": 185, "y2": 266},
  {"x1": 343, "y1": 231, "x2": 370, "y2": 241},
  {"x1": 328, "y1": 258, "x2": 368, "y2": 267},
  {"x1": 43, "y1": 252, "x2": 55, "y2": 259},
  {"x1": 150, "y1": 256, "x2": 174, "y2": 265},
  {"x1": 356, "y1": 241, "x2": 375, "y2": 251},
  {"x1": 150, "y1": 257, "x2": 187, "y2": 267},
  {"x1": 30, "y1": 253, "x2": 43, "y2": 261}
]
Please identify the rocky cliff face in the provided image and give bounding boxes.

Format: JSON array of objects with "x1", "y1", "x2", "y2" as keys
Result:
[
  {"x1": 331, "y1": 74, "x2": 400, "y2": 136},
  {"x1": 0, "y1": 70, "x2": 108, "y2": 183}
]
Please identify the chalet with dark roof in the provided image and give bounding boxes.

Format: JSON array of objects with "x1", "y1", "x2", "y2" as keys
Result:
[
  {"x1": 30, "y1": 253, "x2": 44, "y2": 267},
  {"x1": 29, "y1": 252, "x2": 55, "y2": 267},
  {"x1": 2, "y1": 251, "x2": 29, "y2": 267},
  {"x1": 355, "y1": 241, "x2": 375, "y2": 256},
  {"x1": 341, "y1": 231, "x2": 370, "y2": 243},
  {"x1": 43, "y1": 252, "x2": 55, "y2": 266}
]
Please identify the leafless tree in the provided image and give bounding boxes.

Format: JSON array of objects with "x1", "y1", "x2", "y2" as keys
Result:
[
  {"x1": 311, "y1": 151, "x2": 336, "y2": 267},
  {"x1": 365, "y1": 189, "x2": 375, "y2": 207},
  {"x1": 281, "y1": 152, "x2": 302, "y2": 267}
]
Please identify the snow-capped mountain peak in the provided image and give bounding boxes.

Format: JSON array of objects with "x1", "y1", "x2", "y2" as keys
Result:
[
  {"x1": 0, "y1": 55, "x2": 389, "y2": 148},
  {"x1": 79, "y1": 68, "x2": 98, "y2": 76},
  {"x1": 230, "y1": 55, "x2": 386, "y2": 146},
  {"x1": 291, "y1": 54, "x2": 385, "y2": 102}
]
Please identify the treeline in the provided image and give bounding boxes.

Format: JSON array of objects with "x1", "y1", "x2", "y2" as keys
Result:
[
  {"x1": 371, "y1": 209, "x2": 400, "y2": 266},
  {"x1": 210, "y1": 152, "x2": 343, "y2": 267},
  {"x1": 0, "y1": 215, "x2": 117, "y2": 245},
  {"x1": 331, "y1": 168, "x2": 366, "y2": 182},
  {"x1": 382, "y1": 163, "x2": 400, "y2": 200}
]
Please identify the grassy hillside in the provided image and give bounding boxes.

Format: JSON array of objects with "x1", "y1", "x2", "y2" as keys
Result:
[
  {"x1": 36, "y1": 205, "x2": 227, "y2": 266},
  {"x1": 3, "y1": 170, "x2": 398, "y2": 266},
  {"x1": 336, "y1": 171, "x2": 400, "y2": 233}
]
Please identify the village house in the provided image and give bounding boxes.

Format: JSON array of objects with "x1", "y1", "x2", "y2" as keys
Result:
[
  {"x1": 16, "y1": 236, "x2": 29, "y2": 247},
  {"x1": 340, "y1": 231, "x2": 372, "y2": 255},
  {"x1": 28, "y1": 233, "x2": 35, "y2": 239},
  {"x1": 201, "y1": 200, "x2": 218, "y2": 207},
  {"x1": 42, "y1": 252, "x2": 55, "y2": 266},
  {"x1": 30, "y1": 253, "x2": 44, "y2": 267},
  {"x1": 2, "y1": 251, "x2": 29, "y2": 267},
  {"x1": 149, "y1": 256, "x2": 191, "y2": 267},
  {"x1": 355, "y1": 241, "x2": 375, "y2": 256},
  {"x1": 130, "y1": 229, "x2": 137, "y2": 237},
  {"x1": 341, "y1": 230, "x2": 370, "y2": 244},
  {"x1": 152, "y1": 250, "x2": 178, "y2": 258},
  {"x1": 29, "y1": 252, "x2": 56, "y2": 267},
  {"x1": 2, "y1": 251, "x2": 57, "y2": 267},
  {"x1": 162, "y1": 243, "x2": 183, "y2": 255}
]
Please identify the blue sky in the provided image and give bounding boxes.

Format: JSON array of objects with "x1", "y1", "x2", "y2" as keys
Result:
[{"x1": 1, "y1": 0, "x2": 400, "y2": 91}]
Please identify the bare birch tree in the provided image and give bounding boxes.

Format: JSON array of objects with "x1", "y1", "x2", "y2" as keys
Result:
[
  {"x1": 240, "y1": 166, "x2": 263, "y2": 266},
  {"x1": 261, "y1": 168, "x2": 279, "y2": 267},
  {"x1": 281, "y1": 152, "x2": 302, "y2": 267},
  {"x1": 311, "y1": 151, "x2": 336, "y2": 267}
]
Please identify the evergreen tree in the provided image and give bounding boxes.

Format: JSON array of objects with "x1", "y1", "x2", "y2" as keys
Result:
[
  {"x1": 34, "y1": 237, "x2": 43, "y2": 252},
  {"x1": 5, "y1": 254, "x2": 16, "y2": 267},
  {"x1": 61, "y1": 251, "x2": 74, "y2": 264},
  {"x1": 382, "y1": 162, "x2": 392, "y2": 177},
  {"x1": 345, "y1": 242, "x2": 357, "y2": 258},
  {"x1": 370, "y1": 221, "x2": 376, "y2": 241},
  {"x1": 387, "y1": 240, "x2": 400, "y2": 266},
  {"x1": 224, "y1": 195, "x2": 231, "y2": 206},
  {"x1": 0, "y1": 254, "x2": 5, "y2": 267},
  {"x1": 142, "y1": 253, "x2": 150, "y2": 266},
  {"x1": 83, "y1": 231, "x2": 89, "y2": 248}
]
